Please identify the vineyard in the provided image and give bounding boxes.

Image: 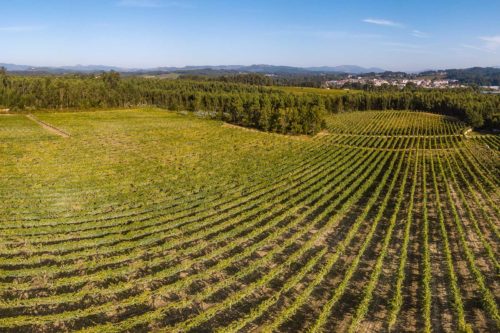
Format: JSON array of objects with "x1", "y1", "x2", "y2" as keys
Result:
[{"x1": 0, "y1": 109, "x2": 498, "y2": 332}]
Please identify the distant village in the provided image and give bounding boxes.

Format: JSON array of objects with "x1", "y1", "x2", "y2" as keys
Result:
[{"x1": 325, "y1": 76, "x2": 466, "y2": 89}]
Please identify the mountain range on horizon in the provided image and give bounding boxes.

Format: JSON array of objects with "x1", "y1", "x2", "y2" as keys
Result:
[
  {"x1": 0, "y1": 63, "x2": 389, "y2": 75},
  {"x1": 1, "y1": 63, "x2": 500, "y2": 77}
]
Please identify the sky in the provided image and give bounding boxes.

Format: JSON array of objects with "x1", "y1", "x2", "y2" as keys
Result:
[{"x1": 0, "y1": 0, "x2": 499, "y2": 71}]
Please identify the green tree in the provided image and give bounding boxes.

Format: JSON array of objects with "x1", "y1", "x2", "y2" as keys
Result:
[{"x1": 102, "y1": 70, "x2": 121, "y2": 89}]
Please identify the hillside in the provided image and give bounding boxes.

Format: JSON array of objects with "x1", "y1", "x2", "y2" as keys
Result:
[{"x1": 420, "y1": 67, "x2": 500, "y2": 86}]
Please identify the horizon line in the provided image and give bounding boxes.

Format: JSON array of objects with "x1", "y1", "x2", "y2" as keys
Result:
[{"x1": 1, "y1": 62, "x2": 499, "y2": 73}]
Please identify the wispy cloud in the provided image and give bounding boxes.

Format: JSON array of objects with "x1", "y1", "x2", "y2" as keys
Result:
[
  {"x1": 363, "y1": 18, "x2": 403, "y2": 28},
  {"x1": 412, "y1": 30, "x2": 429, "y2": 38},
  {"x1": 460, "y1": 43, "x2": 496, "y2": 53},
  {"x1": 265, "y1": 26, "x2": 383, "y2": 40},
  {"x1": 479, "y1": 35, "x2": 500, "y2": 50},
  {"x1": 0, "y1": 25, "x2": 45, "y2": 32},
  {"x1": 459, "y1": 35, "x2": 500, "y2": 54},
  {"x1": 116, "y1": 0, "x2": 193, "y2": 8}
]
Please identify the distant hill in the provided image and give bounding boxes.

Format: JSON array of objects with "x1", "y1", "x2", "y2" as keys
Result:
[
  {"x1": 150, "y1": 64, "x2": 377, "y2": 75},
  {"x1": 0, "y1": 63, "x2": 135, "y2": 73},
  {"x1": 158, "y1": 64, "x2": 385, "y2": 74},
  {"x1": 2, "y1": 63, "x2": 498, "y2": 82},
  {"x1": 306, "y1": 65, "x2": 385, "y2": 74},
  {"x1": 0, "y1": 63, "x2": 34, "y2": 71},
  {"x1": 59, "y1": 65, "x2": 132, "y2": 72},
  {"x1": 420, "y1": 67, "x2": 500, "y2": 86},
  {"x1": 0, "y1": 63, "x2": 386, "y2": 75}
]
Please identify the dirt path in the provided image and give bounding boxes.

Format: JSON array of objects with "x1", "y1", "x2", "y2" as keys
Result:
[{"x1": 26, "y1": 114, "x2": 70, "y2": 138}]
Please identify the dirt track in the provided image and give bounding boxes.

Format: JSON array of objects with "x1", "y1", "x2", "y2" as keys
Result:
[{"x1": 26, "y1": 114, "x2": 70, "y2": 138}]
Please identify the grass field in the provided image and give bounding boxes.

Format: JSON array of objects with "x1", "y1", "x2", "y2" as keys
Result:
[{"x1": 0, "y1": 109, "x2": 499, "y2": 332}]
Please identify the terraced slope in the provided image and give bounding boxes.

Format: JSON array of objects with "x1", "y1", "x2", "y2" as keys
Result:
[{"x1": 0, "y1": 109, "x2": 498, "y2": 332}]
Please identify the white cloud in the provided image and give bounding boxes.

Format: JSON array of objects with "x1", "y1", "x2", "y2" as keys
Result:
[
  {"x1": 412, "y1": 30, "x2": 429, "y2": 38},
  {"x1": 117, "y1": 0, "x2": 192, "y2": 8},
  {"x1": 0, "y1": 26, "x2": 45, "y2": 32},
  {"x1": 479, "y1": 35, "x2": 500, "y2": 50},
  {"x1": 362, "y1": 18, "x2": 403, "y2": 28}
]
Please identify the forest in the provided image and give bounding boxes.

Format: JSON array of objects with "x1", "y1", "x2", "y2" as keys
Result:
[{"x1": 1, "y1": 69, "x2": 499, "y2": 134}]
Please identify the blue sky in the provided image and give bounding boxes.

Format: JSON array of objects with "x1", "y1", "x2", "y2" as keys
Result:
[{"x1": 0, "y1": 0, "x2": 499, "y2": 71}]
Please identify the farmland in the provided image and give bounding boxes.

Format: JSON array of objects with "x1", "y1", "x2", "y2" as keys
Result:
[{"x1": 0, "y1": 109, "x2": 498, "y2": 332}]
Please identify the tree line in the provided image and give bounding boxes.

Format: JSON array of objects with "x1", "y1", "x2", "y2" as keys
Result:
[
  {"x1": 322, "y1": 90, "x2": 500, "y2": 128},
  {"x1": 0, "y1": 71, "x2": 325, "y2": 135},
  {"x1": 1, "y1": 69, "x2": 499, "y2": 133}
]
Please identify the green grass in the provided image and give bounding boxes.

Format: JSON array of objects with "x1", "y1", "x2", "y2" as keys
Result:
[
  {"x1": 0, "y1": 109, "x2": 311, "y2": 217},
  {"x1": 0, "y1": 109, "x2": 498, "y2": 332}
]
